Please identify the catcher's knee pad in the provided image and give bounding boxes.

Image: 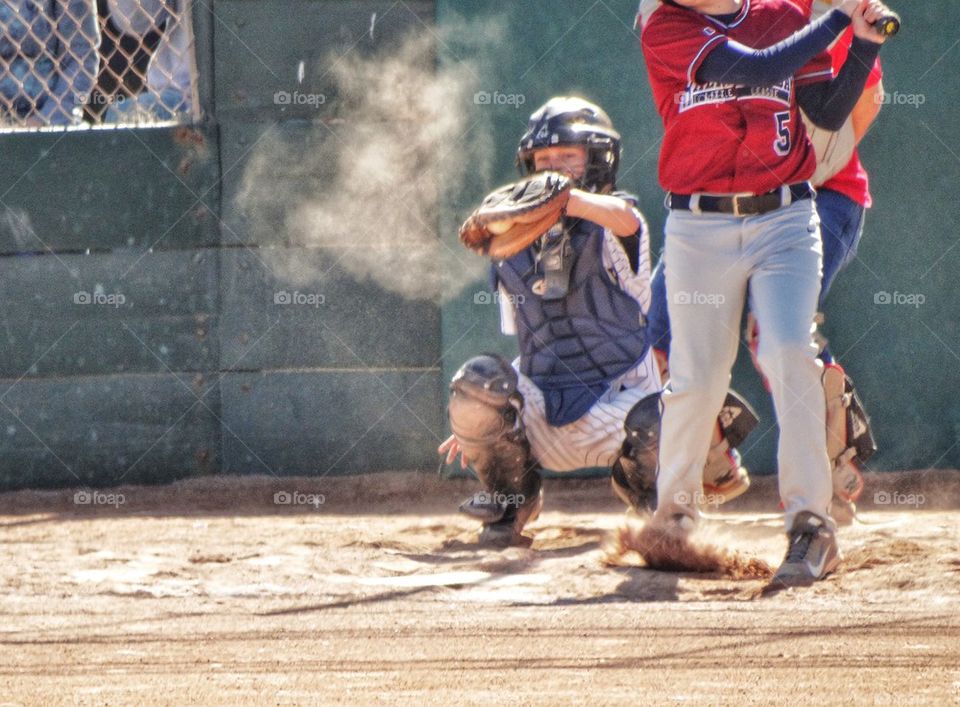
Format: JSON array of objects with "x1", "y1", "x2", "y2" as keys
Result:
[
  {"x1": 611, "y1": 392, "x2": 662, "y2": 512},
  {"x1": 449, "y1": 355, "x2": 542, "y2": 515},
  {"x1": 703, "y1": 390, "x2": 760, "y2": 504},
  {"x1": 449, "y1": 354, "x2": 523, "y2": 453},
  {"x1": 823, "y1": 363, "x2": 875, "y2": 503}
]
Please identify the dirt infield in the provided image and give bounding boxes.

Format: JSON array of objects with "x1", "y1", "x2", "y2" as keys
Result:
[{"x1": 1, "y1": 471, "x2": 959, "y2": 705}]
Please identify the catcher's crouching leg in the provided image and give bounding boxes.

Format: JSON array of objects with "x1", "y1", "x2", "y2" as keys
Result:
[
  {"x1": 611, "y1": 390, "x2": 759, "y2": 512},
  {"x1": 448, "y1": 355, "x2": 543, "y2": 546},
  {"x1": 702, "y1": 391, "x2": 760, "y2": 504},
  {"x1": 611, "y1": 393, "x2": 661, "y2": 512},
  {"x1": 823, "y1": 363, "x2": 876, "y2": 525}
]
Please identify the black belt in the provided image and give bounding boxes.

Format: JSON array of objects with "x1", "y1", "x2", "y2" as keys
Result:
[{"x1": 668, "y1": 183, "x2": 813, "y2": 217}]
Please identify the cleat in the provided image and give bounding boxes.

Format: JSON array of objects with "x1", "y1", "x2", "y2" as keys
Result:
[
  {"x1": 769, "y1": 511, "x2": 840, "y2": 588},
  {"x1": 473, "y1": 487, "x2": 543, "y2": 548},
  {"x1": 459, "y1": 491, "x2": 509, "y2": 523},
  {"x1": 478, "y1": 522, "x2": 533, "y2": 548}
]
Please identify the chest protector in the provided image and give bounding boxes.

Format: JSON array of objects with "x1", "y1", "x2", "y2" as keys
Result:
[{"x1": 494, "y1": 220, "x2": 648, "y2": 426}]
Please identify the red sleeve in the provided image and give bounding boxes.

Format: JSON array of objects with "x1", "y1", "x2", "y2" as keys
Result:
[
  {"x1": 866, "y1": 56, "x2": 883, "y2": 88},
  {"x1": 641, "y1": 8, "x2": 728, "y2": 85}
]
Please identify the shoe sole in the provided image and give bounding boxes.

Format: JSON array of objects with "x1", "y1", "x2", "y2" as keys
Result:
[{"x1": 477, "y1": 525, "x2": 533, "y2": 548}]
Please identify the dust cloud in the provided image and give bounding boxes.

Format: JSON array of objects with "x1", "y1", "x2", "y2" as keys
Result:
[
  {"x1": 605, "y1": 519, "x2": 774, "y2": 579},
  {"x1": 238, "y1": 22, "x2": 504, "y2": 301}
]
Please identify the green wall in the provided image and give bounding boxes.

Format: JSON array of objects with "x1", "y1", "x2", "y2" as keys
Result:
[
  {"x1": 0, "y1": 1, "x2": 440, "y2": 489},
  {"x1": 0, "y1": 1, "x2": 955, "y2": 490}
]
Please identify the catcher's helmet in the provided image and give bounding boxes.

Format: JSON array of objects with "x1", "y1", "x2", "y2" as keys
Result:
[{"x1": 517, "y1": 96, "x2": 622, "y2": 193}]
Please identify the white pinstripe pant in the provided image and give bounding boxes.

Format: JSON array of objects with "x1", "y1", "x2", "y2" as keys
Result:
[{"x1": 515, "y1": 350, "x2": 662, "y2": 472}]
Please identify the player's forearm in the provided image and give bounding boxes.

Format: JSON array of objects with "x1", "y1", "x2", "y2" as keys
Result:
[
  {"x1": 696, "y1": 9, "x2": 850, "y2": 86},
  {"x1": 797, "y1": 37, "x2": 880, "y2": 131},
  {"x1": 566, "y1": 190, "x2": 641, "y2": 237}
]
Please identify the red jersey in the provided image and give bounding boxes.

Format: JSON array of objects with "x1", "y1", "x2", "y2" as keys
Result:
[
  {"x1": 821, "y1": 26, "x2": 883, "y2": 207},
  {"x1": 641, "y1": 0, "x2": 833, "y2": 195}
]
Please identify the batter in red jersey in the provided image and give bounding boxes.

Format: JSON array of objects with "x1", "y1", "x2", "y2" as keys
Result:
[{"x1": 637, "y1": 0, "x2": 891, "y2": 588}]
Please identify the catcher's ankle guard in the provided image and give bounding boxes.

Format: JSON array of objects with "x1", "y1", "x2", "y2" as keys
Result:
[
  {"x1": 823, "y1": 364, "x2": 874, "y2": 506},
  {"x1": 463, "y1": 476, "x2": 544, "y2": 548},
  {"x1": 702, "y1": 390, "x2": 758, "y2": 505},
  {"x1": 823, "y1": 363, "x2": 877, "y2": 466}
]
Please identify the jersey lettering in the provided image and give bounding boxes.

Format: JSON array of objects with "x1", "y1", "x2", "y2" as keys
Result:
[{"x1": 677, "y1": 79, "x2": 792, "y2": 113}]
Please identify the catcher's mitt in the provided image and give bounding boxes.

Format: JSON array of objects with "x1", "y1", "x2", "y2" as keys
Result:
[{"x1": 459, "y1": 171, "x2": 572, "y2": 259}]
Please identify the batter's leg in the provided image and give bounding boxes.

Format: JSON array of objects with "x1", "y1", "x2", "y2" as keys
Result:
[
  {"x1": 746, "y1": 199, "x2": 834, "y2": 532},
  {"x1": 655, "y1": 210, "x2": 748, "y2": 526}
]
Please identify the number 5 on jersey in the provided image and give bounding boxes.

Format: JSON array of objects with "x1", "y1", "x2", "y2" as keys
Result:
[{"x1": 774, "y1": 111, "x2": 792, "y2": 156}]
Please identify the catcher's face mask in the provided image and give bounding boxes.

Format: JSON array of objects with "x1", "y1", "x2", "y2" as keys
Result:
[{"x1": 532, "y1": 146, "x2": 588, "y2": 182}]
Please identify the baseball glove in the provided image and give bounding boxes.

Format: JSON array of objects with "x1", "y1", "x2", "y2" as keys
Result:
[{"x1": 459, "y1": 171, "x2": 572, "y2": 259}]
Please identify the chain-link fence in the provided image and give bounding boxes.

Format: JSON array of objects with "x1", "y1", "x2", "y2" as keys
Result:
[{"x1": 0, "y1": 0, "x2": 199, "y2": 131}]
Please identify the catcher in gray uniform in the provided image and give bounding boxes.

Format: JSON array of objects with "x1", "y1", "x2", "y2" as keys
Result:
[{"x1": 439, "y1": 97, "x2": 758, "y2": 546}]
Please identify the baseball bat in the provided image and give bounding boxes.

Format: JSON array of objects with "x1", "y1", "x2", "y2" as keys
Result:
[{"x1": 871, "y1": 11, "x2": 900, "y2": 37}]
